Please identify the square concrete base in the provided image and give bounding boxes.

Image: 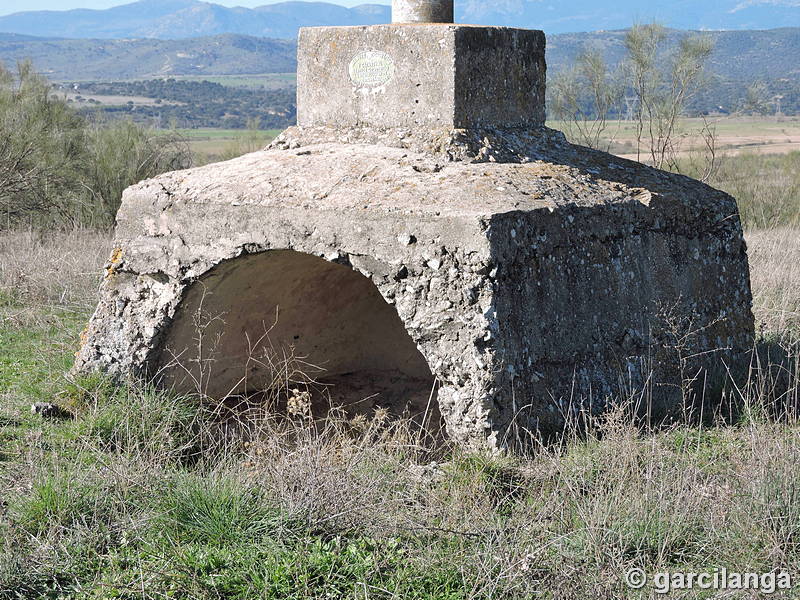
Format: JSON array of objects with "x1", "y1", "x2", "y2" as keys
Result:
[{"x1": 297, "y1": 24, "x2": 546, "y2": 129}]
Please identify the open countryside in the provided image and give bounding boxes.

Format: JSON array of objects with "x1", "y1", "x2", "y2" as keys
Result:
[{"x1": 1, "y1": 1, "x2": 799, "y2": 598}]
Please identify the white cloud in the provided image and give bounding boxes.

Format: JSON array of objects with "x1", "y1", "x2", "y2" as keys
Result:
[{"x1": 730, "y1": 0, "x2": 800, "y2": 12}]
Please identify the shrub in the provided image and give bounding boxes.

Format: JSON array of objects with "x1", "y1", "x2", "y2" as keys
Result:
[
  {"x1": 81, "y1": 119, "x2": 191, "y2": 223},
  {"x1": 0, "y1": 61, "x2": 191, "y2": 228},
  {"x1": 11, "y1": 469, "x2": 120, "y2": 535},
  {"x1": 0, "y1": 61, "x2": 86, "y2": 226},
  {"x1": 65, "y1": 376, "x2": 203, "y2": 463}
]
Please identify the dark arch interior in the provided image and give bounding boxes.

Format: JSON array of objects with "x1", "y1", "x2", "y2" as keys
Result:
[{"x1": 154, "y1": 250, "x2": 438, "y2": 423}]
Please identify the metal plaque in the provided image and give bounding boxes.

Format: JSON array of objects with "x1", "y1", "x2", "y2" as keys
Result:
[{"x1": 348, "y1": 51, "x2": 396, "y2": 88}]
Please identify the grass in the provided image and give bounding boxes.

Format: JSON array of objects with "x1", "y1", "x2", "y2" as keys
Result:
[
  {"x1": 1, "y1": 157, "x2": 800, "y2": 598},
  {"x1": 709, "y1": 152, "x2": 800, "y2": 230},
  {"x1": 748, "y1": 227, "x2": 800, "y2": 332}
]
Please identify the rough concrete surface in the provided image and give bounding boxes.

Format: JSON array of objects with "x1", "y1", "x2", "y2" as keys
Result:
[{"x1": 74, "y1": 123, "x2": 755, "y2": 449}]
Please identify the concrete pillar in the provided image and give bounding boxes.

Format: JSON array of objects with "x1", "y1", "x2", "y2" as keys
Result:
[{"x1": 392, "y1": 0, "x2": 454, "y2": 23}]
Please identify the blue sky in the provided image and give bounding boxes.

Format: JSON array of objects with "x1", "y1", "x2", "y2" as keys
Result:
[{"x1": 0, "y1": 0, "x2": 389, "y2": 17}]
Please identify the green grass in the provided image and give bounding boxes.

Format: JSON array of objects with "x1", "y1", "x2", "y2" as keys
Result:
[
  {"x1": 158, "y1": 473, "x2": 284, "y2": 545},
  {"x1": 173, "y1": 128, "x2": 283, "y2": 163},
  {"x1": 0, "y1": 303, "x2": 479, "y2": 599},
  {"x1": 0, "y1": 310, "x2": 87, "y2": 443},
  {"x1": 0, "y1": 299, "x2": 798, "y2": 598}
]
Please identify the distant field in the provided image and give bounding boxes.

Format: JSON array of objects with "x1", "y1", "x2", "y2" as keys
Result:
[
  {"x1": 176, "y1": 128, "x2": 283, "y2": 163},
  {"x1": 176, "y1": 118, "x2": 799, "y2": 166},
  {"x1": 144, "y1": 116, "x2": 800, "y2": 168},
  {"x1": 548, "y1": 116, "x2": 800, "y2": 158},
  {"x1": 165, "y1": 117, "x2": 800, "y2": 166},
  {"x1": 177, "y1": 128, "x2": 282, "y2": 140},
  {"x1": 56, "y1": 74, "x2": 296, "y2": 88},
  {"x1": 182, "y1": 117, "x2": 798, "y2": 154},
  {"x1": 170, "y1": 73, "x2": 296, "y2": 90}
]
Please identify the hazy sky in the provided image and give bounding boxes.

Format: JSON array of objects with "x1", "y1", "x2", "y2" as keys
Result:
[{"x1": 0, "y1": 0, "x2": 389, "y2": 17}]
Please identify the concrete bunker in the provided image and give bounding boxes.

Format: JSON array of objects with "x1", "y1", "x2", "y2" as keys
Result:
[
  {"x1": 73, "y1": 0, "x2": 755, "y2": 449},
  {"x1": 153, "y1": 249, "x2": 438, "y2": 421}
]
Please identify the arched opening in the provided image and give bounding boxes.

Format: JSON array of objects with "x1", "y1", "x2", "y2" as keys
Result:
[{"x1": 153, "y1": 250, "x2": 438, "y2": 424}]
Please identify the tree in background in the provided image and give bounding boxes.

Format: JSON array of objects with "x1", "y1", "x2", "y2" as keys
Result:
[
  {"x1": 740, "y1": 81, "x2": 772, "y2": 116},
  {"x1": 549, "y1": 51, "x2": 623, "y2": 152},
  {"x1": 625, "y1": 24, "x2": 714, "y2": 171},
  {"x1": 549, "y1": 24, "x2": 716, "y2": 178},
  {"x1": 0, "y1": 61, "x2": 191, "y2": 228}
]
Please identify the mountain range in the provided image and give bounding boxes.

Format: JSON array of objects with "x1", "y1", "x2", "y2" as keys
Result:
[
  {"x1": 547, "y1": 27, "x2": 800, "y2": 83},
  {"x1": 0, "y1": 34, "x2": 297, "y2": 79},
  {"x1": 0, "y1": 28, "x2": 796, "y2": 85},
  {"x1": 0, "y1": 0, "x2": 798, "y2": 39}
]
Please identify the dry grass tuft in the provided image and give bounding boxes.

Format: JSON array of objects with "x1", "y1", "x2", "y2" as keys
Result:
[
  {"x1": 0, "y1": 228, "x2": 111, "y2": 327},
  {"x1": 747, "y1": 227, "x2": 800, "y2": 335}
]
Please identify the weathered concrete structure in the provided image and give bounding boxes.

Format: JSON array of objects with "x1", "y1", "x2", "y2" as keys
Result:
[{"x1": 73, "y1": 0, "x2": 755, "y2": 448}]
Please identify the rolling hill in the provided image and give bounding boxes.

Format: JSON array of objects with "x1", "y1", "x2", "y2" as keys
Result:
[
  {"x1": 0, "y1": 27, "x2": 797, "y2": 88},
  {"x1": 0, "y1": 34, "x2": 297, "y2": 80},
  {"x1": 459, "y1": 0, "x2": 800, "y2": 34},
  {"x1": 0, "y1": 0, "x2": 798, "y2": 39},
  {"x1": 547, "y1": 27, "x2": 800, "y2": 84},
  {"x1": 0, "y1": 1, "x2": 392, "y2": 41}
]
